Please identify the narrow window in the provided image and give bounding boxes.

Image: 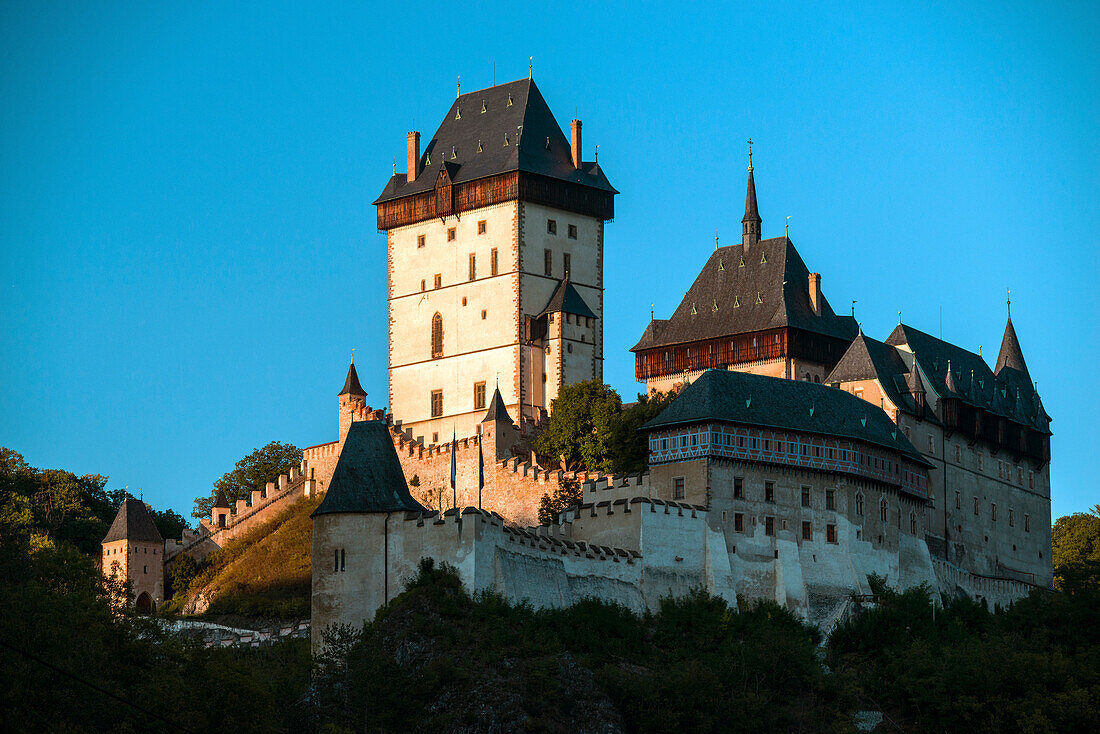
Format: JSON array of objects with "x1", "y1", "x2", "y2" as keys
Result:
[
  {"x1": 801, "y1": 521, "x2": 812, "y2": 541},
  {"x1": 880, "y1": 498, "x2": 888, "y2": 522},
  {"x1": 1028, "y1": 471, "x2": 1034, "y2": 489},
  {"x1": 928, "y1": 435, "x2": 934, "y2": 454},
  {"x1": 955, "y1": 491, "x2": 961, "y2": 509},
  {"x1": 340, "y1": 549, "x2": 346, "y2": 572},
  {"x1": 417, "y1": 234, "x2": 426, "y2": 248},
  {"x1": 431, "y1": 389, "x2": 443, "y2": 418},
  {"x1": 955, "y1": 445, "x2": 961, "y2": 463},
  {"x1": 673, "y1": 477, "x2": 685, "y2": 500},
  {"x1": 910, "y1": 513, "x2": 917, "y2": 535},
  {"x1": 827, "y1": 524, "x2": 837, "y2": 543},
  {"x1": 855, "y1": 494, "x2": 864, "y2": 516},
  {"x1": 544, "y1": 248, "x2": 553, "y2": 276},
  {"x1": 734, "y1": 513, "x2": 744, "y2": 532},
  {"x1": 765, "y1": 516, "x2": 775, "y2": 536},
  {"x1": 826, "y1": 488, "x2": 836, "y2": 510},
  {"x1": 978, "y1": 453, "x2": 984, "y2": 471},
  {"x1": 431, "y1": 313, "x2": 443, "y2": 358},
  {"x1": 474, "y1": 382, "x2": 486, "y2": 410},
  {"x1": 434, "y1": 273, "x2": 442, "y2": 289},
  {"x1": 547, "y1": 219, "x2": 557, "y2": 235},
  {"x1": 490, "y1": 248, "x2": 498, "y2": 276},
  {"x1": 469, "y1": 253, "x2": 476, "y2": 281},
  {"x1": 1009, "y1": 508, "x2": 1014, "y2": 527},
  {"x1": 991, "y1": 503, "x2": 997, "y2": 521},
  {"x1": 420, "y1": 279, "x2": 426, "y2": 292},
  {"x1": 567, "y1": 223, "x2": 578, "y2": 239},
  {"x1": 765, "y1": 481, "x2": 775, "y2": 503},
  {"x1": 477, "y1": 219, "x2": 487, "y2": 235},
  {"x1": 447, "y1": 227, "x2": 456, "y2": 242},
  {"x1": 563, "y1": 252, "x2": 571, "y2": 278},
  {"x1": 734, "y1": 477, "x2": 744, "y2": 499},
  {"x1": 801, "y1": 486, "x2": 811, "y2": 507},
  {"x1": 973, "y1": 497, "x2": 979, "y2": 516},
  {"x1": 1025, "y1": 514, "x2": 1030, "y2": 532}
]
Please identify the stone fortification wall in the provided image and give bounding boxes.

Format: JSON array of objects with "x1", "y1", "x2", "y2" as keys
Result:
[
  {"x1": 931, "y1": 557, "x2": 1040, "y2": 608},
  {"x1": 163, "y1": 618, "x2": 310, "y2": 648}
]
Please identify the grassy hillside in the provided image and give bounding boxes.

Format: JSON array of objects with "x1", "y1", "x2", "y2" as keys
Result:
[{"x1": 171, "y1": 494, "x2": 321, "y2": 619}]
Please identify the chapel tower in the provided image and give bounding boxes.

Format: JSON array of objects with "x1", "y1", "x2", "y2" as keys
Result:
[{"x1": 375, "y1": 79, "x2": 616, "y2": 444}]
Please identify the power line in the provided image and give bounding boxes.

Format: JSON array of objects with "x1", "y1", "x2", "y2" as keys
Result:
[{"x1": 0, "y1": 637, "x2": 199, "y2": 733}]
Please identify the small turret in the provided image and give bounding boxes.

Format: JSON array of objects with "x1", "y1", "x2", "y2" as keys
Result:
[
  {"x1": 742, "y1": 143, "x2": 761, "y2": 249},
  {"x1": 906, "y1": 360, "x2": 926, "y2": 418},
  {"x1": 211, "y1": 488, "x2": 231, "y2": 529},
  {"x1": 994, "y1": 312, "x2": 1030, "y2": 381},
  {"x1": 480, "y1": 386, "x2": 518, "y2": 462},
  {"x1": 339, "y1": 361, "x2": 368, "y2": 446}
]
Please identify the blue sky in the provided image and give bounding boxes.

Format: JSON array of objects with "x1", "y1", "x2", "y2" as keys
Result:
[{"x1": 2, "y1": 1, "x2": 1097, "y2": 520}]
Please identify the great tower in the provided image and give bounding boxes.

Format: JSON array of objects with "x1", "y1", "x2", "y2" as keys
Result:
[{"x1": 375, "y1": 79, "x2": 616, "y2": 444}]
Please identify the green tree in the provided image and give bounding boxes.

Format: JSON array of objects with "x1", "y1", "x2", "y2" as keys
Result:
[
  {"x1": 1052, "y1": 505, "x2": 1100, "y2": 591},
  {"x1": 537, "y1": 476, "x2": 584, "y2": 525},
  {"x1": 193, "y1": 440, "x2": 301, "y2": 519},
  {"x1": 534, "y1": 380, "x2": 622, "y2": 472},
  {"x1": 151, "y1": 507, "x2": 189, "y2": 541},
  {"x1": 607, "y1": 389, "x2": 679, "y2": 474}
]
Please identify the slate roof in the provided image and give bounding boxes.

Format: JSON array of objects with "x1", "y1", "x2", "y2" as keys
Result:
[
  {"x1": 374, "y1": 79, "x2": 616, "y2": 205},
  {"x1": 994, "y1": 316, "x2": 1030, "y2": 381},
  {"x1": 824, "y1": 330, "x2": 939, "y2": 424},
  {"x1": 312, "y1": 421, "x2": 426, "y2": 516},
  {"x1": 212, "y1": 488, "x2": 230, "y2": 509},
  {"x1": 339, "y1": 362, "x2": 367, "y2": 397},
  {"x1": 102, "y1": 498, "x2": 164, "y2": 544},
  {"x1": 743, "y1": 167, "x2": 761, "y2": 224},
  {"x1": 538, "y1": 279, "x2": 597, "y2": 319},
  {"x1": 481, "y1": 387, "x2": 513, "y2": 424},
  {"x1": 631, "y1": 237, "x2": 858, "y2": 351},
  {"x1": 643, "y1": 369, "x2": 931, "y2": 465}
]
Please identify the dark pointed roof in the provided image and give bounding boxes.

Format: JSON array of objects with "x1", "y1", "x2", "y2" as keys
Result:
[
  {"x1": 102, "y1": 498, "x2": 164, "y2": 544},
  {"x1": 906, "y1": 362, "x2": 926, "y2": 395},
  {"x1": 339, "y1": 362, "x2": 367, "y2": 397},
  {"x1": 375, "y1": 79, "x2": 616, "y2": 205},
  {"x1": 481, "y1": 387, "x2": 513, "y2": 424},
  {"x1": 742, "y1": 166, "x2": 761, "y2": 224},
  {"x1": 311, "y1": 421, "x2": 426, "y2": 517},
  {"x1": 631, "y1": 237, "x2": 857, "y2": 351},
  {"x1": 825, "y1": 332, "x2": 938, "y2": 424},
  {"x1": 994, "y1": 316, "x2": 1030, "y2": 380},
  {"x1": 212, "y1": 488, "x2": 230, "y2": 509},
  {"x1": 538, "y1": 278, "x2": 597, "y2": 319},
  {"x1": 944, "y1": 362, "x2": 959, "y2": 395},
  {"x1": 642, "y1": 369, "x2": 931, "y2": 467}
]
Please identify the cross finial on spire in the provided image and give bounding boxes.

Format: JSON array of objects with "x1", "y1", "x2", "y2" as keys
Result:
[
  {"x1": 785, "y1": 215, "x2": 791, "y2": 239},
  {"x1": 594, "y1": 144, "x2": 599, "y2": 161},
  {"x1": 715, "y1": 231, "x2": 719, "y2": 249},
  {"x1": 457, "y1": 75, "x2": 461, "y2": 98},
  {"x1": 1007, "y1": 288, "x2": 1011, "y2": 317},
  {"x1": 529, "y1": 56, "x2": 533, "y2": 79},
  {"x1": 651, "y1": 303, "x2": 654, "y2": 319},
  {"x1": 747, "y1": 138, "x2": 753, "y2": 171}
]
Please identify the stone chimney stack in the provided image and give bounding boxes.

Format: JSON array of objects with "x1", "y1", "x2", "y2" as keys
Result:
[
  {"x1": 808, "y1": 273, "x2": 822, "y2": 316},
  {"x1": 406, "y1": 131, "x2": 421, "y2": 183},
  {"x1": 570, "y1": 119, "x2": 582, "y2": 169}
]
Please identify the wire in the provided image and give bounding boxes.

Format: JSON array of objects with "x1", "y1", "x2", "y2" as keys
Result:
[{"x1": 0, "y1": 637, "x2": 198, "y2": 733}]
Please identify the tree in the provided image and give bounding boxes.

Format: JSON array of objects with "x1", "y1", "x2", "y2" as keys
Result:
[
  {"x1": 607, "y1": 389, "x2": 679, "y2": 474},
  {"x1": 1052, "y1": 505, "x2": 1100, "y2": 591},
  {"x1": 537, "y1": 476, "x2": 584, "y2": 525},
  {"x1": 193, "y1": 441, "x2": 301, "y2": 519},
  {"x1": 534, "y1": 380, "x2": 622, "y2": 473},
  {"x1": 166, "y1": 552, "x2": 202, "y2": 600},
  {"x1": 151, "y1": 507, "x2": 189, "y2": 542}
]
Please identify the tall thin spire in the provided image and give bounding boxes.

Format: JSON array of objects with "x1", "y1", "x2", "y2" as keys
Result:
[
  {"x1": 995, "y1": 308, "x2": 1030, "y2": 379},
  {"x1": 742, "y1": 139, "x2": 761, "y2": 248}
]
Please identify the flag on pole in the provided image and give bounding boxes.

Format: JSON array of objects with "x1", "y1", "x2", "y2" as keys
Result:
[
  {"x1": 450, "y1": 430, "x2": 457, "y2": 510},
  {"x1": 477, "y1": 436, "x2": 485, "y2": 509}
]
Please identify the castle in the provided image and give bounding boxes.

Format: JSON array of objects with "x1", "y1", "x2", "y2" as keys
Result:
[{"x1": 100, "y1": 79, "x2": 1053, "y2": 650}]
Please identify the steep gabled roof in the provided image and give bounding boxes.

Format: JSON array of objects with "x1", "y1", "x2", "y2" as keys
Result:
[
  {"x1": 375, "y1": 79, "x2": 616, "y2": 205},
  {"x1": 212, "y1": 488, "x2": 230, "y2": 509},
  {"x1": 339, "y1": 362, "x2": 367, "y2": 397},
  {"x1": 538, "y1": 279, "x2": 597, "y2": 319},
  {"x1": 481, "y1": 387, "x2": 513, "y2": 424},
  {"x1": 102, "y1": 498, "x2": 163, "y2": 544},
  {"x1": 312, "y1": 421, "x2": 426, "y2": 517},
  {"x1": 825, "y1": 332, "x2": 941, "y2": 424},
  {"x1": 642, "y1": 369, "x2": 931, "y2": 466},
  {"x1": 994, "y1": 316, "x2": 1030, "y2": 381},
  {"x1": 631, "y1": 237, "x2": 857, "y2": 351}
]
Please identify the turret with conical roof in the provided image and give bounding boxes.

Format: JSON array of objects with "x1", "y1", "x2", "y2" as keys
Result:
[
  {"x1": 338, "y1": 360, "x2": 369, "y2": 447},
  {"x1": 742, "y1": 147, "x2": 761, "y2": 249},
  {"x1": 480, "y1": 386, "x2": 518, "y2": 462},
  {"x1": 995, "y1": 314, "x2": 1030, "y2": 381},
  {"x1": 211, "y1": 488, "x2": 231, "y2": 529}
]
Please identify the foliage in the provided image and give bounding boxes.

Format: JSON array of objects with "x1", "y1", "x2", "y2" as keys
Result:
[
  {"x1": 537, "y1": 476, "x2": 584, "y2": 525},
  {"x1": 607, "y1": 389, "x2": 679, "y2": 474},
  {"x1": 534, "y1": 379, "x2": 623, "y2": 472},
  {"x1": 1052, "y1": 505, "x2": 1100, "y2": 591},
  {"x1": 150, "y1": 507, "x2": 189, "y2": 543},
  {"x1": 193, "y1": 440, "x2": 302, "y2": 519}
]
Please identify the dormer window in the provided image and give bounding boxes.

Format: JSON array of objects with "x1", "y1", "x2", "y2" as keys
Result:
[
  {"x1": 756, "y1": 292, "x2": 763, "y2": 304},
  {"x1": 426, "y1": 152, "x2": 431, "y2": 165},
  {"x1": 739, "y1": 257, "x2": 745, "y2": 268},
  {"x1": 451, "y1": 146, "x2": 457, "y2": 159},
  {"x1": 481, "y1": 101, "x2": 487, "y2": 113},
  {"x1": 507, "y1": 94, "x2": 513, "y2": 106},
  {"x1": 734, "y1": 296, "x2": 741, "y2": 307},
  {"x1": 760, "y1": 253, "x2": 767, "y2": 264},
  {"x1": 503, "y1": 133, "x2": 509, "y2": 146},
  {"x1": 477, "y1": 140, "x2": 483, "y2": 153},
  {"x1": 455, "y1": 107, "x2": 461, "y2": 120}
]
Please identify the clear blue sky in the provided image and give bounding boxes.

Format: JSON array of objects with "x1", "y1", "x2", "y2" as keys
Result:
[{"x1": 2, "y1": 1, "x2": 1097, "y2": 521}]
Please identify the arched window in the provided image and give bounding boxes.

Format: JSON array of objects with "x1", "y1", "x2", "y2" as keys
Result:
[
  {"x1": 880, "y1": 498, "x2": 888, "y2": 522},
  {"x1": 910, "y1": 512, "x2": 917, "y2": 534},
  {"x1": 431, "y1": 313, "x2": 443, "y2": 358},
  {"x1": 855, "y1": 493, "x2": 864, "y2": 516}
]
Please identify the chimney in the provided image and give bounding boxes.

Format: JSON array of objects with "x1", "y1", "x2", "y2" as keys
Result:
[
  {"x1": 570, "y1": 119, "x2": 582, "y2": 169},
  {"x1": 808, "y1": 273, "x2": 822, "y2": 316},
  {"x1": 406, "y1": 131, "x2": 421, "y2": 183}
]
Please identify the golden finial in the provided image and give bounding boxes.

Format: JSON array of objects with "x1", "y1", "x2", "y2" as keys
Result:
[
  {"x1": 529, "y1": 56, "x2": 533, "y2": 79},
  {"x1": 785, "y1": 215, "x2": 791, "y2": 239},
  {"x1": 457, "y1": 75, "x2": 461, "y2": 98},
  {"x1": 350, "y1": 348, "x2": 355, "y2": 364},
  {"x1": 747, "y1": 138, "x2": 753, "y2": 171},
  {"x1": 715, "y1": 231, "x2": 719, "y2": 249},
  {"x1": 1007, "y1": 287, "x2": 1011, "y2": 317}
]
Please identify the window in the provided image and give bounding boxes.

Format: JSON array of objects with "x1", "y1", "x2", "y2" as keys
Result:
[
  {"x1": 481, "y1": 309, "x2": 487, "y2": 320},
  {"x1": 802, "y1": 521, "x2": 812, "y2": 541},
  {"x1": 955, "y1": 491, "x2": 961, "y2": 509},
  {"x1": 973, "y1": 497, "x2": 979, "y2": 516},
  {"x1": 1018, "y1": 467, "x2": 1023, "y2": 485},
  {"x1": 1028, "y1": 471, "x2": 1034, "y2": 489},
  {"x1": 420, "y1": 279, "x2": 426, "y2": 292},
  {"x1": 856, "y1": 493, "x2": 864, "y2": 516},
  {"x1": 1009, "y1": 508, "x2": 1014, "y2": 527},
  {"x1": 430, "y1": 390, "x2": 443, "y2": 418},
  {"x1": 431, "y1": 313, "x2": 443, "y2": 358},
  {"x1": 928, "y1": 435, "x2": 934, "y2": 454},
  {"x1": 1025, "y1": 514, "x2": 1030, "y2": 532},
  {"x1": 477, "y1": 219, "x2": 487, "y2": 234},
  {"x1": 880, "y1": 498, "x2": 888, "y2": 522},
  {"x1": 991, "y1": 503, "x2": 997, "y2": 521},
  {"x1": 447, "y1": 227, "x2": 456, "y2": 241},
  {"x1": 544, "y1": 249, "x2": 553, "y2": 276},
  {"x1": 469, "y1": 253, "x2": 476, "y2": 281},
  {"x1": 765, "y1": 516, "x2": 775, "y2": 536},
  {"x1": 765, "y1": 481, "x2": 775, "y2": 503},
  {"x1": 826, "y1": 488, "x2": 836, "y2": 511},
  {"x1": 955, "y1": 444, "x2": 961, "y2": 463},
  {"x1": 547, "y1": 219, "x2": 557, "y2": 235},
  {"x1": 434, "y1": 273, "x2": 442, "y2": 289},
  {"x1": 417, "y1": 234, "x2": 426, "y2": 248},
  {"x1": 474, "y1": 382, "x2": 486, "y2": 410},
  {"x1": 432, "y1": 432, "x2": 438, "y2": 443},
  {"x1": 143, "y1": 565, "x2": 147, "y2": 574},
  {"x1": 734, "y1": 513, "x2": 744, "y2": 532},
  {"x1": 978, "y1": 453, "x2": 984, "y2": 471},
  {"x1": 801, "y1": 486, "x2": 811, "y2": 507},
  {"x1": 734, "y1": 477, "x2": 744, "y2": 499},
  {"x1": 218, "y1": 513, "x2": 226, "y2": 528},
  {"x1": 827, "y1": 524, "x2": 837, "y2": 543},
  {"x1": 490, "y1": 248, "x2": 498, "y2": 276},
  {"x1": 568, "y1": 224, "x2": 578, "y2": 239},
  {"x1": 910, "y1": 513, "x2": 917, "y2": 534},
  {"x1": 563, "y1": 252, "x2": 571, "y2": 278},
  {"x1": 673, "y1": 477, "x2": 685, "y2": 500}
]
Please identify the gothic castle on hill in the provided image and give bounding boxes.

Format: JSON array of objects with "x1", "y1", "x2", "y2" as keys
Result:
[{"x1": 100, "y1": 79, "x2": 1053, "y2": 648}]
